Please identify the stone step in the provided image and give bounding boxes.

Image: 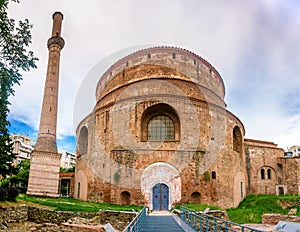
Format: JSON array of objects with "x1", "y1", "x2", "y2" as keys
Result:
[{"x1": 141, "y1": 215, "x2": 185, "y2": 232}]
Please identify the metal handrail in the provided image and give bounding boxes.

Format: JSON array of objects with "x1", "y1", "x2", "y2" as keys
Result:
[
  {"x1": 180, "y1": 206, "x2": 263, "y2": 232},
  {"x1": 123, "y1": 207, "x2": 147, "y2": 232}
]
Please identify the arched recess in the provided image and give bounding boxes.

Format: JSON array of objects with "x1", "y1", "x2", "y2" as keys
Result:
[
  {"x1": 141, "y1": 103, "x2": 180, "y2": 141},
  {"x1": 191, "y1": 192, "x2": 201, "y2": 204},
  {"x1": 141, "y1": 162, "x2": 181, "y2": 210},
  {"x1": 233, "y1": 126, "x2": 242, "y2": 153},
  {"x1": 120, "y1": 191, "x2": 131, "y2": 205},
  {"x1": 74, "y1": 170, "x2": 88, "y2": 200},
  {"x1": 78, "y1": 126, "x2": 88, "y2": 156},
  {"x1": 233, "y1": 171, "x2": 246, "y2": 207}
]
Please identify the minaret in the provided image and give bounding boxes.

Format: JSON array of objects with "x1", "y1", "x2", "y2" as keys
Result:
[{"x1": 27, "y1": 12, "x2": 65, "y2": 197}]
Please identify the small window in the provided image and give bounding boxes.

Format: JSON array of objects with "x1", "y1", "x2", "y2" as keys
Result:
[
  {"x1": 261, "y1": 169, "x2": 265, "y2": 180},
  {"x1": 172, "y1": 53, "x2": 176, "y2": 59},
  {"x1": 267, "y1": 169, "x2": 271, "y2": 179},
  {"x1": 147, "y1": 53, "x2": 151, "y2": 59},
  {"x1": 240, "y1": 182, "x2": 243, "y2": 197},
  {"x1": 212, "y1": 171, "x2": 216, "y2": 179},
  {"x1": 77, "y1": 182, "x2": 81, "y2": 198}
]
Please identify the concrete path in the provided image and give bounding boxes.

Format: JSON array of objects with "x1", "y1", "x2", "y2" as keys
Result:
[{"x1": 141, "y1": 211, "x2": 195, "y2": 232}]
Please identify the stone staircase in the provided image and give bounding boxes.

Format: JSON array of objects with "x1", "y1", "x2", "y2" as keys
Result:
[{"x1": 141, "y1": 211, "x2": 194, "y2": 232}]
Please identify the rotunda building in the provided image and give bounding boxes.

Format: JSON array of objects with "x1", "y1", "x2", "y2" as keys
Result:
[{"x1": 75, "y1": 47, "x2": 246, "y2": 209}]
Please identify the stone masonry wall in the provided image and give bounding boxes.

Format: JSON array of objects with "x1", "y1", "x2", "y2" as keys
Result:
[
  {"x1": 262, "y1": 213, "x2": 300, "y2": 225},
  {"x1": 277, "y1": 157, "x2": 300, "y2": 194},
  {"x1": 0, "y1": 205, "x2": 136, "y2": 231},
  {"x1": 245, "y1": 139, "x2": 284, "y2": 195}
]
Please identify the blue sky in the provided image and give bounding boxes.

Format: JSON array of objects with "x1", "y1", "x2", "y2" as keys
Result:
[
  {"x1": 7, "y1": 0, "x2": 300, "y2": 151},
  {"x1": 8, "y1": 118, "x2": 76, "y2": 152}
]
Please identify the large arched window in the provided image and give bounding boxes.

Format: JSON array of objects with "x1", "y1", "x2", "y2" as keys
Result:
[
  {"x1": 78, "y1": 126, "x2": 88, "y2": 156},
  {"x1": 233, "y1": 126, "x2": 242, "y2": 153},
  {"x1": 148, "y1": 115, "x2": 174, "y2": 141},
  {"x1": 141, "y1": 103, "x2": 180, "y2": 141}
]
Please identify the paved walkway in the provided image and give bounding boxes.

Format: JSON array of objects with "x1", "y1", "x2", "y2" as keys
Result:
[{"x1": 141, "y1": 211, "x2": 195, "y2": 232}]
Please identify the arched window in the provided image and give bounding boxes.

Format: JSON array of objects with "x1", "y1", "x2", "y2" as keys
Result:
[
  {"x1": 141, "y1": 103, "x2": 180, "y2": 141},
  {"x1": 212, "y1": 171, "x2": 216, "y2": 179},
  {"x1": 78, "y1": 126, "x2": 88, "y2": 156},
  {"x1": 233, "y1": 126, "x2": 242, "y2": 153},
  {"x1": 148, "y1": 115, "x2": 174, "y2": 141},
  {"x1": 267, "y1": 168, "x2": 271, "y2": 179},
  {"x1": 120, "y1": 191, "x2": 130, "y2": 205},
  {"x1": 261, "y1": 169, "x2": 265, "y2": 180}
]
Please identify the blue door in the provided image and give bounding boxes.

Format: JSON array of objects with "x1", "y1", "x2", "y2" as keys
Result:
[{"x1": 153, "y1": 183, "x2": 169, "y2": 210}]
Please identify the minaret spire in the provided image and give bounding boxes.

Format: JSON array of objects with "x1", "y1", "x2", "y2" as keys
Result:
[
  {"x1": 27, "y1": 12, "x2": 64, "y2": 197},
  {"x1": 34, "y1": 12, "x2": 64, "y2": 154}
]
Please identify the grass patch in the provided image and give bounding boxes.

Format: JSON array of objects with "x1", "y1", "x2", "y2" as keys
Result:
[
  {"x1": 17, "y1": 195, "x2": 143, "y2": 213},
  {"x1": 227, "y1": 194, "x2": 300, "y2": 224},
  {"x1": 176, "y1": 194, "x2": 300, "y2": 224}
]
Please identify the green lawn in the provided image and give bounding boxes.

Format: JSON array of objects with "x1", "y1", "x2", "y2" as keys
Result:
[
  {"x1": 227, "y1": 194, "x2": 300, "y2": 223},
  {"x1": 17, "y1": 194, "x2": 143, "y2": 213},
  {"x1": 16, "y1": 194, "x2": 300, "y2": 224},
  {"x1": 177, "y1": 194, "x2": 300, "y2": 224}
]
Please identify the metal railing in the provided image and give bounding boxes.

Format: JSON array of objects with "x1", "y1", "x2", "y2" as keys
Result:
[
  {"x1": 123, "y1": 207, "x2": 147, "y2": 232},
  {"x1": 180, "y1": 206, "x2": 263, "y2": 232}
]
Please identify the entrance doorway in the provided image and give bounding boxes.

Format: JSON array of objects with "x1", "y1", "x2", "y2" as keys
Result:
[{"x1": 153, "y1": 183, "x2": 169, "y2": 210}]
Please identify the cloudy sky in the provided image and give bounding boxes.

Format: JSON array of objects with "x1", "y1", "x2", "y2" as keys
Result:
[{"x1": 7, "y1": 0, "x2": 300, "y2": 151}]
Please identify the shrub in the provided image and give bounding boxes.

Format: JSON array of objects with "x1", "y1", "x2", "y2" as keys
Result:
[
  {"x1": 203, "y1": 171, "x2": 210, "y2": 181},
  {"x1": 1, "y1": 179, "x2": 9, "y2": 187},
  {"x1": 0, "y1": 187, "x2": 8, "y2": 201},
  {"x1": 0, "y1": 186, "x2": 20, "y2": 201},
  {"x1": 7, "y1": 187, "x2": 20, "y2": 201}
]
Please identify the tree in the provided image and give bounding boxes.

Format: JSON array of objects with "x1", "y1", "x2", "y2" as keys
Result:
[
  {"x1": 1, "y1": 159, "x2": 30, "y2": 193},
  {"x1": 0, "y1": 0, "x2": 38, "y2": 178}
]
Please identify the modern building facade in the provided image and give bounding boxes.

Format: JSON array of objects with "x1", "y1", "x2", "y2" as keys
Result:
[
  {"x1": 10, "y1": 134, "x2": 34, "y2": 166},
  {"x1": 59, "y1": 150, "x2": 76, "y2": 169},
  {"x1": 288, "y1": 145, "x2": 300, "y2": 157}
]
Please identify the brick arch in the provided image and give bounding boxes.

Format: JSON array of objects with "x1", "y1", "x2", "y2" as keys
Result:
[
  {"x1": 78, "y1": 126, "x2": 88, "y2": 156},
  {"x1": 233, "y1": 126, "x2": 243, "y2": 153},
  {"x1": 141, "y1": 162, "x2": 181, "y2": 210},
  {"x1": 191, "y1": 192, "x2": 201, "y2": 204},
  {"x1": 233, "y1": 171, "x2": 246, "y2": 207},
  {"x1": 120, "y1": 191, "x2": 131, "y2": 205},
  {"x1": 74, "y1": 170, "x2": 87, "y2": 201},
  {"x1": 258, "y1": 166, "x2": 276, "y2": 180},
  {"x1": 141, "y1": 103, "x2": 180, "y2": 141}
]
